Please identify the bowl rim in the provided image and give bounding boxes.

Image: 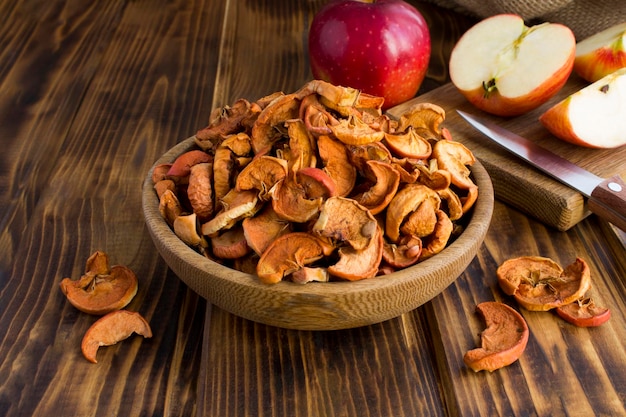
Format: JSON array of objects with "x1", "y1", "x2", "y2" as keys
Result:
[{"x1": 143, "y1": 136, "x2": 494, "y2": 328}]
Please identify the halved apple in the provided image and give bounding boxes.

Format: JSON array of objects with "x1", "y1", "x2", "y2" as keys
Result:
[
  {"x1": 539, "y1": 67, "x2": 626, "y2": 148},
  {"x1": 449, "y1": 14, "x2": 575, "y2": 117},
  {"x1": 574, "y1": 22, "x2": 626, "y2": 83}
]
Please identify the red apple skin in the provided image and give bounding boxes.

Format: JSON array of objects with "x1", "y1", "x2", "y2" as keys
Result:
[
  {"x1": 540, "y1": 68, "x2": 626, "y2": 148},
  {"x1": 575, "y1": 46, "x2": 626, "y2": 83},
  {"x1": 574, "y1": 24, "x2": 626, "y2": 83},
  {"x1": 458, "y1": 50, "x2": 574, "y2": 118},
  {"x1": 556, "y1": 301, "x2": 611, "y2": 327},
  {"x1": 308, "y1": 0, "x2": 431, "y2": 110},
  {"x1": 538, "y1": 96, "x2": 581, "y2": 144}
]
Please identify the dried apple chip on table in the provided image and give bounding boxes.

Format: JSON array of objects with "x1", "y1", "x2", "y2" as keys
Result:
[
  {"x1": 81, "y1": 310, "x2": 152, "y2": 364},
  {"x1": 59, "y1": 251, "x2": 138, "y2": 315},
  {"x1": 496, "y1": 256, "x2": 591, "y2": 311},
  {"x1": 464, "y1": 301, "x2": 529, "y2": 372},
  {"x1": 556, "y1": 297, "x2": 611, "y2": 327}
]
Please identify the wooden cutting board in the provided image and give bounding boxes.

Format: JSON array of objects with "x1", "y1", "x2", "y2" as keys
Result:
[{"x1": 388, "y1": 76, "x2": 626, "y2": 231}]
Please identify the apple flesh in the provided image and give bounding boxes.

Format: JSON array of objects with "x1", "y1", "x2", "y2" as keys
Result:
[
  {"x1": 539, "y1": 67, "x2": 626, "y2": 148},
  {"x1": 308, "y1": 0, "x2": 431, "y2": 110},
  {"x1": 449, "y1": 14, "x2": 575, "y2": 117},
  {"x1": 574, "y1": 22, "x2": 626, "y2": 83}
]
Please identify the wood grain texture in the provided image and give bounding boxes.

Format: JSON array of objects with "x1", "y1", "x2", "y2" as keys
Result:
[
  {"x1": 199, "y1": 305, "x2": 448, "y2": 417},
  {"x1": 2, "y1": 0, "x2": 625, "y2": 416},
  {"x1": 0, "y1": 0, "x2": 214, "y2": 415},
  {"x1": 427, "y1": 208, "x2": 626, "y2": 417}
]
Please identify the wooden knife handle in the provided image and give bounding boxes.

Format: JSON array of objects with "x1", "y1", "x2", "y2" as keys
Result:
[{"x1": 589, "y1": 175, "x2": 626, "y2": 232}]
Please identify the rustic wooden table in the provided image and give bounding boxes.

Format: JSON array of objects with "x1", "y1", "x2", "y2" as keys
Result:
[{"x1": 1, "y1": 1, "x2": 624, "y2": 416}]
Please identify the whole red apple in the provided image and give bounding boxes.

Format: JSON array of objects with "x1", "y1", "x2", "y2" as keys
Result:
[{"x1": 308, "y1": 0, "x2": 431, "y2": 109}]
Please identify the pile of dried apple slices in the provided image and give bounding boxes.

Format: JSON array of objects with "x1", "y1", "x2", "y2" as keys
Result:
[{"x1": 153, "y1": 80, "x2": 480, "y2": 284}]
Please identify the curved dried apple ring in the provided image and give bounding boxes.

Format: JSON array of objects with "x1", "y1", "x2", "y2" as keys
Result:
[
  {"x1": 60, "y1": 251, "x2": 138, "y2": 315},
  {"x1": 166, "y1": 149, "x2": 212, "y2": 179},
  {"x1": 242, "y1": 205, "x2": 291, "y2": 256},
  {"x1": 382, "y1": 234, "x2": 422, "y2": 269},
  {"x1": 556, "y1": 297, "x2": 611, "y2": 327},
  {"x1": 419, "y1": 210, "x2": 454, "y2": 260},
  {"x1": 313, "y1": 196, "x2": 377, "y2": 251},
  {"x1": 295, "y1": 79, "x2": 360, "y2": 108},
  {"x1": 270, "y1": 176, "x2": 323, "y2": 223},
  {"x1": 432, "y1": 140, "x2": 476, "y2": 190},
  {"x1": 256, "y1": 232, "x2": 326, "y2": 284},
  {"x1": 497, "y1": 256, "x2": 591, "y2": 311},
  {"x1": 251, "y1": 93, "x2": 300, "y2": 155},
  {"x1": 235, "y1": 155, "x2": 288, "y2": 198},
  {"x1": 396, "y1": 102, "x2": 446, "y2": 136},
  {"x1": 384, "y1": 129, "x2": 432, "y2": 159},
  {"x1": 385, "y1": 184, "x2": 441, "y2": 242},
  {"x1": 317, "y1": 135, "x2": 357, "y2": 197},
  {"x1": 352, "y1": 160, "x2": 400, "y2": 215},
  {"x1": 285, "y1": 119, "x2": 316, "y2": 172},
  {"x1": 330, "y1": 115, "x2": 385, "y2": 146},
  {"x1": 81, "y1": 310, "x2": 152, "y2": 363},
  {"x1": 464, "y1": 301, "x2": 529, "y2": 372},
  {"x1": 328, "y1": 225, "x2": 383, "y2": 281}
]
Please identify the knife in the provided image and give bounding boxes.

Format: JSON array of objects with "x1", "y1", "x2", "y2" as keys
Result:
[{"x1": 457, "y1": 110, "x2": 626, "y2": 232}]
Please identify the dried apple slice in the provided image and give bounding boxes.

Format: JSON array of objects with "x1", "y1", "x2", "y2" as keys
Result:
[
  {"x1": 212, "y1": 147, "x2": 236, "y2": 206},
  {"x1": 385, "y1": 184, "x2": 441, "y2": 242},
  {"x1": 330, "y1": 115, "x2": 385, "y2": 145},
  {"x1": 256, "y1": 232, "x2": 326, "y2": 284},
  {"x1": 432, "y1": 140, "x2": 476, "y2": 190},
  {"x1": 384, "y1": 129, "x2": 432, "y2": 159},
  {"x1": 497, "y1": 256, "x2": 592, "y2": 311},
  {"x1": 292, "y1": 266, "x2": 330, "y2": 284},
  {"x1": 201, "y1": 189, "x2": 260, "y2": 237},
  {"x1": 312, "y1": 196, "x2": 377, "y2": 251},
  {"x1": 235, "y1": 155, "x2": 288, "y2": 198},
  {"x1": 173, "y1": 213, "x2": 205, "y2": 247},
  {"x1": 285, "y1": 119, "x2": 316, "y2": 172},
  {"x1": 295, "y1": 79, "x2": 360, "y2": 108},
  {"x1": 211, "y1": 226, "x2": 251, "y2": 259},
  {"x1": 352, "y1": 160, "x2": 400, "y2": 215},
  {"x1": 295, "y1": 167, "x2": 337, "y2": 199},
  {"x1": 382, "y1": 234, "x2": 422, "y2": 269},
  {"x1": 195, "y1": 98, "x2": 259, "y2": 145},
  {"x1": 251, "y1": 93, "x2": 300, "y2": 155},
  {"x1": 317, "y1": 135, "x2": 357, "y2": 197},
  {"x1": 328, "y1": 225, "x2": 384, "y2": 281},
  {"x1": 556, "y1": 297, "x2": 611, "y2": 327},
  {"x1": 242, "y1": 205, "x2": 291, "y2": 256},
  {"x1": 415, "y1": 160, "x2": 451, "y2": 191},
  {"x1": 396, "y1": 102, "x2": 445, "y2": 137},
  {"x1": 419, "y1": 210, "x2": 454, "y2": 260},
  {"x1": 60, "y1": 251, "x2": 138, "y2": 315},
  {"x1": 464, "y1": 301, "x2": 529, "y2": 372},
  {"x1": 166, "y1": 149, "x2": 212, "y2": 179},
  {"x1": 158, "y1": 189, "x2": 183, "y2": 227},
  {"x1": 187, "y1": 162, "x2": 214, "y2": 221},
  {"x1": 270, "y1": 176, "x2": 323, "y2": 223},
  {"x1": 300, "y1": 93, "x2": 339, "y2": 136},
  {"x1": 81, "y1": 310, "x2": 152, "y2": 363}
]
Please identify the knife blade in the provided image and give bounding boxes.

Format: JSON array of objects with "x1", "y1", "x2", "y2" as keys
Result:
[{"x1": 457, "y1": 110, "x2": 626, "y2": 231}]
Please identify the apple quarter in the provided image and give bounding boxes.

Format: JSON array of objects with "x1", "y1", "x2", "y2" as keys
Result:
[{"x1": 540, "y1": 67, "x2": 626, "y2": 148}]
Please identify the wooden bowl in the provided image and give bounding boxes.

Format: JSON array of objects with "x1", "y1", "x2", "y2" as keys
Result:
[{"x1": 143, "y1": 137, "x2": 494, "y2": 330}]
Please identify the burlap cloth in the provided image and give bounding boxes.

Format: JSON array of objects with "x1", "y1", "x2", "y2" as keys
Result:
[{"x1": 425, "y1": 0, "x2": 625, "y2": 40}]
